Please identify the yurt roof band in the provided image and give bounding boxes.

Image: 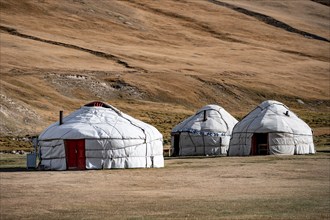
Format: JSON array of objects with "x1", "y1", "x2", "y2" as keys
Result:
[{"x1": 172, "y1": 129, "x2": 228, "y2": 137}]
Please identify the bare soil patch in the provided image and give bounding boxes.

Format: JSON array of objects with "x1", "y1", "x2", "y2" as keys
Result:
[{"x1": 1, "y1": 154, "x2": 329, "y2": 219}]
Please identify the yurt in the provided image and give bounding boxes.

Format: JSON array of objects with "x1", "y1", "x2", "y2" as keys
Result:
[
  {"x1": 37, "y1": 101, "x2": 164, "y2": 170},
  {"x1": 228, "y1": 100, "x2": 315, "y2": 156},
  {"x1": 171, "y1": 105, "x2": 238, "y2": 156}
]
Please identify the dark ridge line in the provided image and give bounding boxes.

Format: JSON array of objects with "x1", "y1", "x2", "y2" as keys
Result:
[
  {"x1": 0, "y1": 25, "x2": 135, "y2": 69},
  {"x1": 208, "y1": 0, "x2": 330, "y2": 43},
  {"x1": 129, "y1": 0, "x2": 325, "y2": 61},
  {"x1": 311, "y1": 0, "x2": 330, "y2": 7},
  {"x1": 126, "y1": 0, "x2": 244, "y2": 43}
]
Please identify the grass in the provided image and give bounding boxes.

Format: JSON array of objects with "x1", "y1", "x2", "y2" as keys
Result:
[
  {"x1": 0, "y1": 136, "x2": 34, "y2": 152},
  {"x1": 33, "y1": 197, "x2": 328, "y2": 220},
  {"x1": 0, "y1": 153, "x2": 26, "y2": 168},
  {"x1": 1, "y1": 154, "x2": 329, "y2": 219},
  {"x1": 314, "y1": 134, "x2": 330, "y2": 152},
  {"x1": 297, "y1": 110, "x2": 330, "y2": 129}
]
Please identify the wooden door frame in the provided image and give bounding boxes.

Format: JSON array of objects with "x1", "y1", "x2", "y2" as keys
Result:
[
  {"x1": 219, "y1": 137, "x2": 222, "y2": 155},
  {"x1": 251, "y1": 133, "x2": 269, "y2": 155},
  {"x1": 173, "y1": 133, "x2": 180, "y2": 156}
]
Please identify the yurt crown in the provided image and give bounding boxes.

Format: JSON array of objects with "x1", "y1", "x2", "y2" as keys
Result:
[{"x1": 84, "y1": 101, "x2": 111, "y2": 108}]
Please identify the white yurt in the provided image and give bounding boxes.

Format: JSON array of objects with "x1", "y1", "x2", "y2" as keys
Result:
[
  {"x1": 171, "y1": 105, "x2": 238, "y2": 156},
  {"x1": 228, "y1": 100, "x2": 315, "y2": 156},
  {"x1": 38, "y1": 101, "x2": 164, "y2": 170}
]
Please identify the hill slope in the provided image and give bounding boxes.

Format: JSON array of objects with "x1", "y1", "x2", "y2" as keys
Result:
[{"x1": 0, "y1": 0, "x2": 329, "y2": 143}]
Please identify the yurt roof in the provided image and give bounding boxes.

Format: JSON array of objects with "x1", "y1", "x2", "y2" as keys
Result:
[
  {"x1": 39, "y1": 101, "x2": 162, "y2": 141},
  {"x1": 233, "y1": 100, "x2": 312, "y2": 135},
  {"x1": 172, "y1": 104, "x2": 238, "y2": 134}
]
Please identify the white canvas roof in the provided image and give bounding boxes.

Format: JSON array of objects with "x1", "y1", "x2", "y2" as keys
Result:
[
  {"x1": 172, "y1": 104, "x2": 238, "y2": 135},
  {"x1": 39, "y1": 104, "x2": 161, "y2": 142},
  {"x1": 232, "y1": 100, "x2": 312, "y2": 135}
]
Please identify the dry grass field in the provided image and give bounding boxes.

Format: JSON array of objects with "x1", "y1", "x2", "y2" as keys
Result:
[
  {"x1": 1, "y1": 154, "x2": 329, "y2": 219},
  {"x1": 0, "y1": 0, "x2": 329, "y2": 138},
  {"x1": 0, "y1": 0, "x2": 329, "y2": 219}
]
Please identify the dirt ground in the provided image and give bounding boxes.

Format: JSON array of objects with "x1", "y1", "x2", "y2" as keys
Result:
[{"x1": 1, "y1": 154, "x2": 329, "y2": 220}]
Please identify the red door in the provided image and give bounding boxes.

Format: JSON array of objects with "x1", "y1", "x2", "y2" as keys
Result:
[{"x1": 65, "y1": 139, "x2": 86, "y2": 170}]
